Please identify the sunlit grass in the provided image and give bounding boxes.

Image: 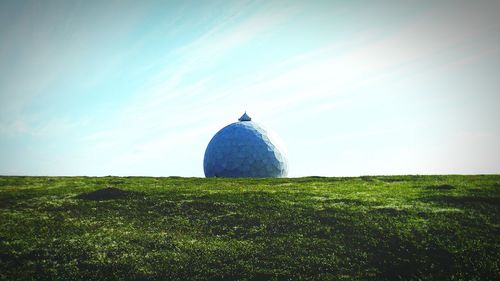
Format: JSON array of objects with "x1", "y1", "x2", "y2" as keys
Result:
[{"x1": 0, "y1": 175, "x2": 499, "y2": 280}]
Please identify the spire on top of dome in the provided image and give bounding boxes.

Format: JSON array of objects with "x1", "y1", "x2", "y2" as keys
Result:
[{"x1": 238, "y1": 112, "x2": 251, "y2": 122}]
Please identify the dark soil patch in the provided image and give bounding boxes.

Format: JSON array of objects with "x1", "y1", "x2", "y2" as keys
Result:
[
  {"x1": 378, "y1": 177, "x2": 406, "y2": 183},
  {"x1": 426, "y1": 184, "x2": 455, "y2": 190},
  {"x1": 76, "y1": 187, "x2": 140, "y2": 201}
]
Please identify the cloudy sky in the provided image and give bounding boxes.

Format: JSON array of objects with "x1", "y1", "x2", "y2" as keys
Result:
[{"x1": 1, "y1": 0, "x2": 499, "y2": 177}]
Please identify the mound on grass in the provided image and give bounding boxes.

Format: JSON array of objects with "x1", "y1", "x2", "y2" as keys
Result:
[{"x1": 76, "y1": 187, "x2": 139, "y2": 200}]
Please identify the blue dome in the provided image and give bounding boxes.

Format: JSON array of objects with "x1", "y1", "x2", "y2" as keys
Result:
[{"x1": 204, "y1": 113, "x2": 288, "y2": 178}]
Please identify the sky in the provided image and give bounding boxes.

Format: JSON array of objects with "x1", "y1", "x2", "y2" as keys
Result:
[{"x1": 0, "y1": 0, "x2": 499, "y2": 177}]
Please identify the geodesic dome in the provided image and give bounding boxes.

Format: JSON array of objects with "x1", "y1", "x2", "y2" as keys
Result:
[{"x1": 203, "y1": 113, "x2": 288, "y2": 178}]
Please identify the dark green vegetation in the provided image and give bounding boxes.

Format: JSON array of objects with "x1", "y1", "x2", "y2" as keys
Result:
[{"x1": 0, "y1": 175, "x2": 499, "y2": 281}]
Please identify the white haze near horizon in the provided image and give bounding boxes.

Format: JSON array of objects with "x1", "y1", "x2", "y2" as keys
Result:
[{"x1": 0, "y1": 0, "x2": 499, "y2": 177}]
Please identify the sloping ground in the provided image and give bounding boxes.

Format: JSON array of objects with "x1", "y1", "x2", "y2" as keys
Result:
[{"x1": 0, "y1": 175, "x2": 499, "y2": 281}]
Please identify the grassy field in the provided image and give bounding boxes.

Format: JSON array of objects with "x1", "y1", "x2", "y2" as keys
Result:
[{"x1": 0, "y1": 175, "x2": 499, "y2": 281}]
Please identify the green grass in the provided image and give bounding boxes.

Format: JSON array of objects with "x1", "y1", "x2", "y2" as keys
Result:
[{"x1": 0, "y1": 175, "x2": 499, "y2": 280}]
